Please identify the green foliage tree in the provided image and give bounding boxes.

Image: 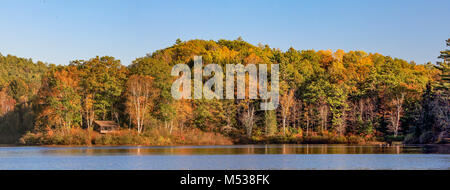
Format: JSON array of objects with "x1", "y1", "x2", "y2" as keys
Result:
[
  {"x1": 0, "y1": 54, "x2": 48, "y2": 144},
  {"x1": 70, "y1": 56, "x2": 128, "y2": 129},
  {"x1": 8, "y1": 79, "x2": 28, "y2": 102},
  {"x1": 264, "y1": 110, "x2": 277, "y2": 136},
  {"x1": 409, "y1": 39, "x2": 450, "y2": 143}
]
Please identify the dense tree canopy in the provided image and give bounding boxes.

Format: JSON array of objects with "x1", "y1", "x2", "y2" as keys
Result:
[
  {"x1": 0, "y1": 54, "x2": 48, "y2": 143},
  {"x1": 1, "y1": 38, "x2": 448, "y2": 145}
]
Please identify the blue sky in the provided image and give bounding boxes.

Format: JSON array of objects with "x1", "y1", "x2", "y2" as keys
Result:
[{"x1": 0, "y1": 0, "x2": 449, "y2": 65}]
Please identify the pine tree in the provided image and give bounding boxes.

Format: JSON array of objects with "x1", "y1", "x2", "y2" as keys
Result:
[{"x1": 435, "y1": 38, "x2": 450, "y2": 94}]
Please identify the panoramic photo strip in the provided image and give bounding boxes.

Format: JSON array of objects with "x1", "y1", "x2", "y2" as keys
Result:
[{"x1": 0, "y1": 0, "x2": 448, "y2": 189}]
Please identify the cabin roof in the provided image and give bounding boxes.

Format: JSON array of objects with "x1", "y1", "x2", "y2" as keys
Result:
[{"x1": 94, "y1": 120, "x2": 119, "y2": 128}]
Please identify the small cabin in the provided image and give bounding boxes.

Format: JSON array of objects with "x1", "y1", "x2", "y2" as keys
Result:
[{"x1": 94, "y1": 120, "x2": 119, "y2": 134}]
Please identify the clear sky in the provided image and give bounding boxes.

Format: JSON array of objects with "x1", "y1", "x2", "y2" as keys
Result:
[{"x1": 0, "y1": 0, "x2": 449, "y2": 66}]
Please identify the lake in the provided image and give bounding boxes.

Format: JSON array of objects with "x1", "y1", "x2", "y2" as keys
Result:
[{"x1": 0, "y1": 144, "x2": 448, "y2": 170}]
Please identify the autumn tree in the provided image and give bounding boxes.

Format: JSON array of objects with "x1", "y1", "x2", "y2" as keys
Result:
[
  {"x1": 70, "y1": 56, "x2": 128, "y2": 130},
  {"x1": 240, "y1": 100, "x2": 256, "y2": 138},
  {"x1": 280, "y1": 89, "x2": 295, "y2": 136},
  {"x1": 129, "y1": 57, "x2": 175, "y2": 130},
  {"x1": 35, "y1": 66, "x2": 82, "y2": 132},
  {"x1": 0, "y1": 88, "x2": 15, "y2": 116},
  {"x1": 8, "y1": 79, "x2": 28, "y2": 103},
  {"x1": 2, "y1": 38, "x2": 442, "y2": 145},
  {"x1": 126, "y1": 75, "x2": 158, "y2": 133},
  {"x1": 174, "y1": 99, "x2": 194, "y2": 133}
]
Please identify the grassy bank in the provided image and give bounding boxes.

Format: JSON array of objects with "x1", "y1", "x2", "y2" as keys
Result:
[
  {"x1": 19, "y1": 127, "x2": 394, "y2": 146},
  {"x1": 19, "y1": 127, "x2": 233, "y2": 146},
  {"x1": 236, "y1": 131, "x2": 382, "y2": 145}
]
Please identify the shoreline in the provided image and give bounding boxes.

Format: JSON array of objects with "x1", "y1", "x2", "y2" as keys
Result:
[{"x1": 2, "y1": 142, "x2": 448, "y2": 148}]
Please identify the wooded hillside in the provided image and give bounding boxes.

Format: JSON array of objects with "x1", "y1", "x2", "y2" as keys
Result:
[{"x1": 1, "y1": 38, "x2": 448, "y2": 145}]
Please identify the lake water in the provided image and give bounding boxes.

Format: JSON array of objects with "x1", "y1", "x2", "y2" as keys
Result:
[{"x1": 0, "y1": 144, "x2": 448, "y2": 170}]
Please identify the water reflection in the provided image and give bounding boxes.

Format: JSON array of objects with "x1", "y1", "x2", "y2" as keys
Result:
[
  {"x1": 2, "y1": 144, "x2": 445, "y2": 156},
  {"x1": 0, "y1": 145, "x2": 448, "y2": 170}
]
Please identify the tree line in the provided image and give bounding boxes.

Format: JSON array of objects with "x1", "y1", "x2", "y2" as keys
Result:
[{"x1": 0, "y1": 38, "x2": 448, "y2": 145}]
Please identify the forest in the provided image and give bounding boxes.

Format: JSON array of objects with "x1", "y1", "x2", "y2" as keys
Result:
[{"x1": 0, "y1": 38, "x2": 448, "y2": 145}]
